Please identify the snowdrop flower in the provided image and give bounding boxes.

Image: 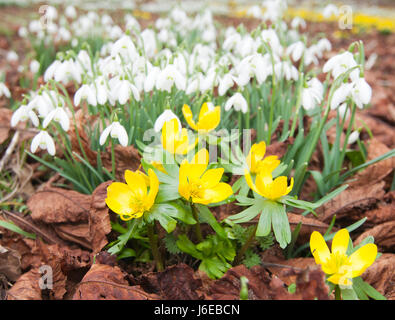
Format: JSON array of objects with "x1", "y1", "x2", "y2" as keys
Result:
[
  {"x1": 316, "y1": 38, "x2": 332, "y2": 56},
  {"x1": 110, "y1": 78, "x2": 140, "y2": 105},
  {"x1": 225, "y1": 93, "x2": 248, "y2": 113},
  {"x1": 302, "y1": 78, "x2": 324, "y2": 111},
  {"x1": 323, "y1": 51, "x2": 359, "y2": 80},
  {"x1": 65, "y1": 5, "x2": 77, "y2": 19},
  {"x1": 144, "y1": 66, "x2": 161, "y2": 92},
  {"x1": 95, "y1": 76, "x2": 110, "y2": 105},
  {"x1": 154, "y1": 109, "x2": 181, "y2": 133},
  {"x1": 11, "y1": 104, "x2": 39, "y2": 127},
  {"x1": 291, "y1": 17, "x2": 306, "y2": 29},
  {"x1": 338, "y1": 103, "x2": 350, "y2": 120},
  {"x1": 44, "y1": 60, "x2": 62, "y2": 82},
  {"x1": 218, "y1": 73, "x2": 234, "y2": 96},
  {"x1": 31, "y1": 130, "x2": 56, "y2": 156},
  {"x1": 99, "y1": 121, "x2": 129, "y2": 147},
  {"x1": 44, "y1": 6, "x2": 58, "y2": 21},
  {"x1": 30, "y1": 60, "x2": 40, "y2": 74},
  {"x1": 247, "y1": 5, "x2": 263, "y2": 19},
  {"x1": 350, "y1": 78, "x2": 372, "y2": 109},
  {"x1": 223, "y1": 32, "x2": 241, "y2": 52},
  {"x1": 259, "y1": 29, "x2": 283, "y2": 56},
  {"x1": 7, "y1": 51, "x2": 18, "y2": 62},
  {"x1": 18, "y1": 26, "x2": 28, "y2": 38},
  {"x1": 323, "y1": 4, "x2": 339, "y2": 19},
  {"x1": 43, "y1": 107, "x2": 70, "y2": 131},
  {"x1": 0, "y1": 83, "x2": 11, "y2": 98},
  {"x1": 74, "y1": 84, "x2": 97, "y2": 106},
  {"x1": 28, "y1": 90, "x2": 58, "y2": 117},
  {"x1": 331, "y1": 83, "x2": 353, "y2": 110},
  {"x1": 274, "y1": 61, "x2": 299, "y2": 81},
  {"x1": 156, "y1": 65, "x2": 186, "y2": 93},
  {"x1": 54, "y1": 59, "x2": 82, "y2": 84},
  {"x1": 111, "y1": 35, "x2": 138, "y2": 62},
  {"x1": 286, "y1": 41, "x2": 305, "y2": 62},
  {"x1": 141, "y1": 29, "x2": 157, "y2": 58},
  {"x1": 347, "y1": 131, "x2": 360, "y2": 145}
]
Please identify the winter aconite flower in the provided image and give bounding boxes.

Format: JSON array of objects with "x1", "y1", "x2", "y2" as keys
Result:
[
  {"x1": 161, "y1": 118, "x2": 197, "y2": 155},
  {"x1": 245, "y1": 170, "x2": 293, "y2": 201},
  {"x1": 245, "y1": 141, "x2": 280, "y2": 175},
  {"x1": 182, "y1": 102, "x2": 220, "y2": 134},
  {"x1": 105, "y1": 169, "x2": 159, "y2": 221},
  {"x1": 178, "y1": 149, "x2": 233, "y2": 205},
  {"x1": 310, "y1": 229, "x2": 377, "y2": 286}
]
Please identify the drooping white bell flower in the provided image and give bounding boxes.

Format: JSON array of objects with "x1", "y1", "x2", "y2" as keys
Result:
[
  {"x1": 286, "y1": 41, "x2": 305, "y2": 62},
  {"x1": 224, "y1": 92, "x2": 248, "y2": 113},
  {"x1": 95, "y1": 76, "x2": 110, "y2": 105},
  {"x1": 350, "y1": 77, "x2": 372, "y2": 109},
  {"x1": 7, "y1": 51, "x2": 18, "y2": 62},
  {"x1": 331, "y1": 82, "x2": 353, "y2": 110},
  {"x1": 31, "y1": 130, "x2": 56, "y2": 156},
  {"x1": 54, "y1": 59, "x2": 82, "y2": 84},
  {"x1": 154, "y1": 109, "x2": 181, "y2": 133},
  {"x1": 247, "y1": 5, "x2": 263, "y2": 19},
  {"x1": 11, "y1": 104, "x2": 39, "y2": 127},
  {"x1": 99, "y1": 121, "x2": 129, "y2": 147},
  {"x1": 65, "y1": 5, "x2": 77, "y2": 19},
  {"x1": 144, "y1": 66, "x2": 161, "y2": 93},
  {"x1": 218, "y1": 73, "x2": 234, "y2": 96},
  {"x1": 29, "y1": 60, "x2": 40, "y2": 74},
  {"x1": 110, "y1": 77, "x2": 140, "y2": 105},
  {"x1": 301, "y1": 78, "x2": 324, "y2": 111},
  {"x1": 44, "y1": 60, "x2": 62, "y2": 82},
  {"x1": 74, "y1": 84, "x2": 97, "y2": 106},
  {"x1": 111, "y1": 34, "x2": 138, "y2": 63},
  {"x1": 323, "y1": 51, "x2": 359, "y2": 80},
  {"x1": 347, "y1": 131, "x2": 360, "y2": 145},
  {"x1": 291, "y1": 17, "x2": 306, "y2": 29},
  {"x1": 156, "y1": 65, "x2": 186, "y2": 93},
  {"x1": 27, "y1": 90, "x2": 58, "y2": 118},
  {"x1": 0, "y1": 83, "x2": 11, "y2": 98},
  {"x1": 43, "y1": 107, "x2": 70, "y2": 131},
  {"x1": 274, "y1": 61, "x2": 299, "y2": 81}
]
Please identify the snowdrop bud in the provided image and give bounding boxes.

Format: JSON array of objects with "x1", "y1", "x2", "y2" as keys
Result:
[
  {"x1": 0, "y1": 83, "x2": 11, "y2": 98},
  {"x1": 338, "y1": 103, "x2": 350, "y2": 120},
  {"x1": 31, "y1": 131, "x2": 56, "y2": 156},
  {"x1": 347, "y1": 131, "x2": 360, "y2": 145},
  {"x1": 154, "y1": 110, "x2": 181, "y2": 133}
]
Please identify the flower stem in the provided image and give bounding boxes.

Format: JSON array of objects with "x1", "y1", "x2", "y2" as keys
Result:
[
  {"x1": 233, "y1": 224, "x2": 258, "y2": 266},
  {"x1": 335, "y1": 285, "x2": 342, "y2": 300},
  {"x1": 111, "y1": 139, "x2": 116, "y2": 178},
  {"x1": 191, "y1": 203, "x2": 203, "y2": 243},
  {"x1": 147, "y1": 222, "x2": 164, "y2": 272}
]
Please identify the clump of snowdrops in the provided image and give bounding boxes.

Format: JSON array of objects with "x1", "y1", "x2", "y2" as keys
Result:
[{"x1": 8, "y1": 1, "x2": 392, "y2": 297}]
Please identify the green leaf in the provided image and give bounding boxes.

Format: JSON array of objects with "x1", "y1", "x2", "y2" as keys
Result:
[
  {"x1": 340, "y1": 287, "x2": 359, "y2": 300},
  {"x1": 107, "y1": 219, "x2": 139, "y2": 255},
  {"x1": 163, "y1": 233, "x2": 181, "y2": 254},
  {"x1": 256, "y1": 208, "x2": 271, "y2": 237},
  {"x1": 0, "y1": 220, "x2": 36, "y2": 240},
  {"x1": 266, "y1": 201, "x2": 291, "y2": 249},
  {"x1": 117, "y1": 248, "x2": 136, "y2": 260},
  {"x1": 227, "y1": 199, "x2": 264, "y2": 223},
  {"x1": 353, "y1": 277, "x2": 386, "y2": 300},
  {"x1": 197, "y1": 204, "x2": 227, "y2": 239},
  {"x1": 156, "y1": 184, "x2": 180, "y2": 203}
]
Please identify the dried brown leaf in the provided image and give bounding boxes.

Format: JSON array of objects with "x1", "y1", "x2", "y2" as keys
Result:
[
  {"x1": 355, "y1": 220, "x2": 395, "y2": 251},
  {"x1": 6, "y1": 269, "x2": 42, "y2": 300},
  {"x1": 0, "y1": 245, "x2": 21, "y2": 282},
  {"x1": 73, "y1": 263, "x2": 159, "y2": 300},
  {"x1": 27, "y1": 187, "x2": 91, "y2": 224}
]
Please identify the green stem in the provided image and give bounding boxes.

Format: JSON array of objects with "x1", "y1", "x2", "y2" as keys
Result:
[
  {"x1": 111, "y1": 139, "x2": 116, "y2": 178},
  {"x1": 191, "y1": 203, "x2": 203, "y2": 243},
  {"x1": 147, "y1": 223, "x2": 164, "y2": 272},
  {"x1": 335, "y1": 285, "x2": 342, "y2": 300},
  {"x1": 233, "y1": 224, "x2": 258, "y2": 266}
]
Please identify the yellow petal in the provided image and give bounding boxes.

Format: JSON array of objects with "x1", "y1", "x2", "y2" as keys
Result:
[
  {"x1": 246, "y1": 141, "x2": 266, "y2": 172},
  {"x1": 310, "y1": 231, "x2": 331, "y2": 265},
  {"x1": 200, "y1": 168, "x2": 224, "y2": 189},
  {"x1": 331, "y1": 229, "x2": 350, "y2": 256},
  {"x1": 202, "y1": 182, "x2": 233, "y2": 204},
  {"x1": 145, "y1": 169, "x2": 159, "y2": 209},
  {"x1": 244, "y1": 169, "x2": 261, "y2": 196},
  {"x1": 105, "y1": 182, "x2": 134, "y2": 215},
  {"x1": 182, "y1": 104, "x2": 198, "y2": 131},
  {"x1": 327, "y1": 274, "x2": 352, "y2": 286},
  {"x1": 124, "y1": 170, "x2": 147, "y2": 198},
  {"x1": 264, "y1": 176, "x2": 288, "y2": 200},
  {"x1": 349, "y1": 243, "x2": 377, "y2": 278},
  {"x1": 198, "y1": 105, "x2": 220, "y2": 132}
]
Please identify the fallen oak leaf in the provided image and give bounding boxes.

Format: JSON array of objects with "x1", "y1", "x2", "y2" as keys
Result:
[
  {"x1": 355, "y1": 220, "x2": 395, "y2": 252},
  {"x1": 6, "y1": 268, "x2": 42, "y2": 300}
]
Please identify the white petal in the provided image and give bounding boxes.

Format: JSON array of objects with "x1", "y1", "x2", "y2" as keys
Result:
[{"x1": 99, "y1": 124, "x2": 112, "y2": 145}]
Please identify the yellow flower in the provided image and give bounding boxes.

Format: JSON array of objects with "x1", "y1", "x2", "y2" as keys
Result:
[
  {"x1": 105, "y1": 169, "x2": 159, "y2": 221},
  {"x1": 245, "y1": 170, "x2": 293, "y2": 201},
  {"x1": 178, "y1": 148, "x2": 233, "y2": 205},
  {"x1": 245, "y1": 141, "x2": 280, "y2": 175},
  {"x1": 151, "y1": 160, "x2": 166, "y2": 173},
  {"x1": 310, "y1": 229, "x2": 377, "y2": 286},
  {"x1": 161, "y1": 118, "x2": 197, "y2": 155},
  {"x1": 182, "y1": 102, "x2": 221, "y2": 134}
]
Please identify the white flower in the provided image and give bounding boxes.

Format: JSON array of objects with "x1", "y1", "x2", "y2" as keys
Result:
[
  {"x1": 99, "y1": 121, "x2": 128, "y2": 147},
  {"x1": 144, "y1": 66, "x2": 161, "y2": 92},
  {"x1": 95, "y1": 76, "x2": 110, "y2": 105},
  {"x1": 286, "y1": 41, "x2": 305, "y2": 62},
  {"x1": 331, "y1": 83, "x2": 353, "y2": 110},
  {"x1": 323, "y1": 51, "x2": 359, "y2": 80},
  {"x1": 291, "y1": 17, "x2": 306, "y2": 29},
  {"x1": 347, "y1": 131, "x2": 360, "y2": 145},
  {"x1": 301, "y1": 78, "x2": 324, "y2": 110},
  {"x1": 350, "y1": 78, "x2": 372, "y2": 109},
  {"x1": 338, "y1": 103, "x2": 350, "y2": 120},
  {"x1": 44, "y1": 60, "x2": 62, "y2": 82},
  {"x1": 154, "y1": 109, "x2": 181, "y2": 133},
  {"x1": 274, "y1": 61, "x2": 299, "y2": 81},
  {"x1": 74, "y1": 84, "x2": 97, "y2": 106},
  {"x1": 18, "y1": 26, "x2": 28, "y2": 38},
  {"x1": 218, "y1": 73, "x2": 234, "y2": 96},
  {"x1": 156, "y1": 65, "x2": 186, "y2": 93},
  {"x1": 54, "y1": 59, "x2": 82, "y2": 84},
  {"x1": 43, "y1": 107, "x2": 70, "y2": 131},
  {"x1": 30, "y1": 60, "x2": 40, "y2": 74},
  {"x1": 0, "y1": 83, "x2": 11, "y2": 98},
  {"x1": 11, "y1": 104, "x2": 39, "y2": 127},
  {"x1": 247, "y1": 5, "x2": 263, "y2": 19},
  {"x1": 323, "y1": 4, "x2": 339, "y2": 19},
  {"x1": 7, "y1": 51, "x2": 18, "y2": 62},
  {"x1": 65, "y1": 5, "x2": 77, "y2": 19},
  {"x1": 111, "y1": 35, "x2": 138, "y2": 62},
  {"x1": 110, "y1": 78, "x2": 140, "y2": 105},
  {"x1": 28, "y1": 90, "x2": 58, "y2": 117},
  {"x1": 31, "y1": 131, "x2": 56, "y2": 156},
  {"x1": 225, "y1": 93, "x2": 248, "y2": 113}
]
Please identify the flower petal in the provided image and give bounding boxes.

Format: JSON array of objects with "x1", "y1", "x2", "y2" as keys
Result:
[
  {"x1": 331, "y1": 229, "x2": 350, "y2": 256},
  {"x1": 182, "y1": 104, "x2": 198, "y2": 131},
  {"x1": 349, "y1": 243, "x2": 377, "y2": 278},
  {"x1": 105, "y1": 182, "x2": 133, "y2": 215},
  {"x1": 310, "y1": 231, "x2": 331, "y2": 265}
]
